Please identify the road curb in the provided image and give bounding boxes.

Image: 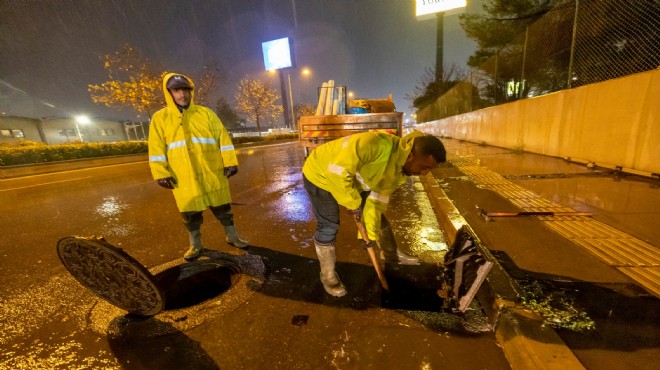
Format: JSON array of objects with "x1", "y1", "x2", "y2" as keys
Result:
[
  {"x1": 419, "y1": 173, "x2": 586, "y2": 370},
  {"x1": 1, "y1": 154, "x2": 149, "y2": 179}
]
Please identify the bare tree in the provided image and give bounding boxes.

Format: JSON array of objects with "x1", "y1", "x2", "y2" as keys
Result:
[
  {"x1": 190, "y1": 60, "x2": 226, "y2": 107},
  {"x1": 295, "y1": 103, "x2": 316, "y2": 118},
  {"x1": 405, "y1": 64, "x2": 467, "y2": 110}
]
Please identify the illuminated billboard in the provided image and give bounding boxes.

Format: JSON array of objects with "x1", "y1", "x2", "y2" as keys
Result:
[
  {"x1": 416, "y1": 0, "x2": 466, "y2": 18},
  {"x1": 262, "y1": 37, "x2": 294, "y2": 71}
]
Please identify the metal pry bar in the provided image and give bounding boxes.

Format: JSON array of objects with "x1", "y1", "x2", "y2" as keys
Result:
[{"x1": 476, "y1": 205, "x2": 592, "y2": 222}]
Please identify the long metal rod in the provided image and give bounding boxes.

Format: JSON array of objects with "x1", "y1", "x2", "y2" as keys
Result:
[
  {"x1": 288, "y1": 73, "x2": 295, "y2": 130},
  {"x1": 476, "y1": 205, "x2": 591, "y2": 221}
]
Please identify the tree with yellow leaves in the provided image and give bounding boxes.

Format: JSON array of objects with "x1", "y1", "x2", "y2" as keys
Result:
[
  {"x1": 88, "y1": 44, "x2": 164, "y2": 118},
  {"x1": 89, "y1": 43, "x2": 224, "y2": 118},
  {"x1": 234, "y1": 77, "x2": 282, "y2": 136}
]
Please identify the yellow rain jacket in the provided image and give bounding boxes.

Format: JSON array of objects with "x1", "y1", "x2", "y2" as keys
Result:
[
  {"x1": 149, "y1": 72, "x2": 238, "y2": 212},
  {"x1": 302, "y1": 131, "x2": 424, "y2": 240}
]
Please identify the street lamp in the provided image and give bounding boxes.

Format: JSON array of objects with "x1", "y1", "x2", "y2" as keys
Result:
[
  {"x1": 75, "y1": 115, "x2": 90, "y2": 142},
  {"x1": 288, "y1": 67, "x2": 312, "y2": 131}
]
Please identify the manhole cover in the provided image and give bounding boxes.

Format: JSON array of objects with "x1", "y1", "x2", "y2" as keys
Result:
[{"x1": 57, "y1": 236, "x2": 165, "y2": 316}]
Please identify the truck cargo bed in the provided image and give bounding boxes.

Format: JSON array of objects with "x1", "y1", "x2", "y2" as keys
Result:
[{"x1": 299, "y1": 112, "x2": 403, "y2": 153}]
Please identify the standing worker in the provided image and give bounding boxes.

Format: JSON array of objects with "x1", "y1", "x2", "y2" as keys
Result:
[
  {"x1": 149, "y1": 73, "x2": 248, "y2": 261},
  {"x1": 302, "y1": 131, "x2": 446, "y2": 297}
]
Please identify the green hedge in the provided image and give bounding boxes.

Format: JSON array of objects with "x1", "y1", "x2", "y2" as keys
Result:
[
  {"x1": 0, "y1": 133, "x2": 299, "y2": 166},
  {"x1": 0, "y1": 141, "x2": 148, "y2": 166}
]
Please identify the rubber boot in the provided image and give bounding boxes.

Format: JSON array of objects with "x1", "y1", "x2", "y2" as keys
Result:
[
  {"x1": 378, "y1": 241, "x2": 420, "y2": 265},
  {"x1": 224, "y1": 225, "x2": 249, "y2": 249},
  {"x1": 184, "y1": 229, "x2": 203, "y2": 261},
  {"x1": 314, "y1": 240, "x2": 347, "y2": 297}
]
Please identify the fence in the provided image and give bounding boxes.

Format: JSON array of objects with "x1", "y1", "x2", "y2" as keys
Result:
[{"x1": 418, "y1": 0, "x2": 660, "y2": 122}]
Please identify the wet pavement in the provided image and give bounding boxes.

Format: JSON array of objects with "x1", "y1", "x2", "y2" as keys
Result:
[
  {"x1": 2, "y1": 138, "x2": 658, "y2": 369},
  {"x1": 0, "y1": 141, "x2": 510, "y2": 369},
  {"x1": 424, "y1": 138, "x2": 660, "y2": 369}
]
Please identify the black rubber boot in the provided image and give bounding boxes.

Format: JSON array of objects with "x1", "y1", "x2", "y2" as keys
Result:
[{"x1": 184, "y1": 229, "x2": 203, "y2": 261}]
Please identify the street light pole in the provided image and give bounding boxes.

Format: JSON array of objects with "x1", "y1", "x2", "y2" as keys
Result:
[
  {"x1": 74, "y1": 122, "x2": 83, "y2": 142},
  {"x1": 436, "y1": 12, "x2": 445, "y2": 81},
  {"x1": 75, "y1": 115, "x2": 90, "y2": 142},
  {"x1": 288, "y1": 73, "x2": 295, "y2": 131},
  {"x1": 278, "y1": 70, "x2": 291, "y2": 129}
]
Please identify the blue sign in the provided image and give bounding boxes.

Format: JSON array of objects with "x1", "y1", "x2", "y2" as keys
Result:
[{"x1": 262, "y1": 37, "x2": 293, "y2": 71}]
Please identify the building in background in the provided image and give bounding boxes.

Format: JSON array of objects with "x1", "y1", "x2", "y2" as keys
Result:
[{"x1": 0, "y1": 115, "x2": 131, "y2": 145}]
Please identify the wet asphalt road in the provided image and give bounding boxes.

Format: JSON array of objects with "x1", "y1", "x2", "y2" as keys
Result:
[{"x1": 0, "y1": 142, "x2": 510, "y2": 369}]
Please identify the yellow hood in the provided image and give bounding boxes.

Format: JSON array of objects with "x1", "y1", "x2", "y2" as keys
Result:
[{"x1": 162, "y1": 72, "x2": 196, "y2": 111}]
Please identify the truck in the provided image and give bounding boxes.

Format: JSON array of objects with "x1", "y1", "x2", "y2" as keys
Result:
[
  {"x1": 298, "y1": 85, "x2": 403, "y2": 156},
  {"x1": 298, "y1": 111, "x2": 403, "y2": 157}
]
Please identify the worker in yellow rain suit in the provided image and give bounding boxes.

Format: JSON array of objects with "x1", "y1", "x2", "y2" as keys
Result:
[
  {"x1": 302, "y1": 131, "x2": 446, "y2": 297},
  {"x1": 149, "y1": 73, "x2": 248, "y2": 261}
]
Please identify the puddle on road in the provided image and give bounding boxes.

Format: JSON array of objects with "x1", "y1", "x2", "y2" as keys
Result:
[
  {"x1": 95, "y1": 196, "x2": 127, "y2": 217},
  {"x1": 93, "y1": 195, "x2": 139, "y2": 237}
]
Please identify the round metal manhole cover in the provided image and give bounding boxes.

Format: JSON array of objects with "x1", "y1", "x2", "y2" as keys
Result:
[{"x1": 56, "y1": 236, "x2": 164, "y2": 316}]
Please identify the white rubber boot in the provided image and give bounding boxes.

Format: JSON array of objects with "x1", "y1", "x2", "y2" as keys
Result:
[
  {"x1": 184, "y1": 229, "x2": 203, "y2": 261},
  {"x1": 314, "y1": 240, "x2": 347, "y2": 297},
  {"x1": 224, "y1": 225, "x2": 249, "y2": 249}
]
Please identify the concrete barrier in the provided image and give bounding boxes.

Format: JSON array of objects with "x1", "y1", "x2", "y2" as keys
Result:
[{"x1": 417, "y1": 69, "x2": 659, "y2": 176}]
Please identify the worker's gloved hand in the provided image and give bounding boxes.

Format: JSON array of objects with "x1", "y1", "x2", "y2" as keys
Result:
[
  {"x1": 360, "y1": 238, "x2": 374, "y2": 250},
  {"x1": 156, "y1": 177, "x2": 177, "y2": 189},
  {"x1": 224, "y1": 166, "x2": 238, "y2": 178},
  {"x1": 346, "y1": 208, "x2": 363, "y2": 222}
]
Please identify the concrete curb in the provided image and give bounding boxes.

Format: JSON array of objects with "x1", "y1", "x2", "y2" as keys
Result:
[
  {"x1": 1, "y1": 154, "x2": 149, "y2": 179},
  {"x1": 419, "y1": 173, "x2": 586, "y2": 370}
]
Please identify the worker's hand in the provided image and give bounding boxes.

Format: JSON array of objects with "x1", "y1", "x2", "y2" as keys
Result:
[
  {"x1": 360, "y1": 238, "x2": 374, "y2": 250},
  {"x1": 224, "y1": 166, "x2": 238, "y2": 178},
  {"x1": 156, "y1": 177, "x2": 177, "y2": 189},
  {"x1": 346, "y1": 208, "x2": 363, "y2": 222}
]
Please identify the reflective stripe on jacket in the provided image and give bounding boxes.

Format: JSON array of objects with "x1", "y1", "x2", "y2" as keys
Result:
[
  {"x1": 302, "y1": 131, "x2": 423, "y2": 240},
  {"x1": 148, "y1": 72, "x2": 238, "y2": 212}
]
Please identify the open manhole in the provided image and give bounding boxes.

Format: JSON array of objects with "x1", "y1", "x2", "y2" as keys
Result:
[{"x1": 57, "y1": 236, "x2": 242, "y2": 316}]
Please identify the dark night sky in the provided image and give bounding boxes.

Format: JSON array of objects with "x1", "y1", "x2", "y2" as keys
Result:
[{"x1": 0, "y1": 0, "x2": 478, "y2": 123}]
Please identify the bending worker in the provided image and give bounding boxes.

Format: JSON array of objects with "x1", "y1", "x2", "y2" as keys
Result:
[
  {"x1": 302, "y1": 131, "x2": 446, "y2": 297},
  {"x1": 149, "y1": 73, "x2": 248, "y2": 261}
]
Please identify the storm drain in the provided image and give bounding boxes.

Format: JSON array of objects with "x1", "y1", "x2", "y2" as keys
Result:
[
  {"x1": 451, "y1": 157, "x2": 660, "y2": 298},
  {"x1": 152, "y1": 258, "x2": 241, "y2": 310}
]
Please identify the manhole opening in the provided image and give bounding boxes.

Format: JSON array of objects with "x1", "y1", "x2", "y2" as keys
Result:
[{"x1": 153, "y1": 259, "x2": 242, "y2": 311}]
